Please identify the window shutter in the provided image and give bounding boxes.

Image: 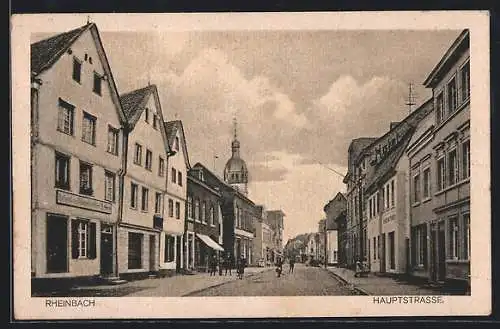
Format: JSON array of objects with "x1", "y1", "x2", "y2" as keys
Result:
[
  {"x1": 71, "y1": 219, "x2": 79, "y2": 259},
  {"x1": 88, "y1": 222, "x2": 97, "y2": 259}
]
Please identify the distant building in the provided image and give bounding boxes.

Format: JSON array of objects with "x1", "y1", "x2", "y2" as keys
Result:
[
  {"x1": 186, "y1": 164, "x2": 224, "y2": 272},
  {"x1": 323, "y1": 192, "x2": 347, "y2": 265},
  {"x1": 163, "y1": 120, "x2": 190, "y2": 272},
  {"x1": 253, "y1": 205, "x2": 274, "y2": 266},
  {"x1": 30, "y1": 23, "x2": 127, "y2": 282},
  {"x1": 335, "y1": 210, "x2": 348, "y2": 267},
  {"x1": 266, "y1": 210, "x2": 285, "y2": 262}
]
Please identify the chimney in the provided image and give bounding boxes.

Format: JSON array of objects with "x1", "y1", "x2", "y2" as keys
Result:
[{"x1": 390, "y1": 122, "x2": 400, "y2": 130}]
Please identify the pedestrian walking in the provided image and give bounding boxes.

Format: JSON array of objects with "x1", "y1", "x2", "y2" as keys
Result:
[
  {"x1": 288, "y1": 256, "x2": 295, "y2": 274},
  {"x1": 224, "y1": 253, "x2": 232, "y2": 276},
  {"x1": 237, "y1": 255, "x2": 246, "y2": 279},
  {"x1": 275, "y1": 257, "x2": 283, "y2": 278}
]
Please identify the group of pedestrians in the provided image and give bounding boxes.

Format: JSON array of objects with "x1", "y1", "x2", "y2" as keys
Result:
[
  {"x1": 274, "y1": 256, "x2": 295, "y2": 277},
  {"x1": 207, "y1": 253, "x2": 247, "y2": 279}
]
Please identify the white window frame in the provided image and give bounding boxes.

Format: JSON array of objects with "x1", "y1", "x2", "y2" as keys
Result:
[
  {"x1": 82, "y1": 112, "x2": 96, "y2": 145},
  {"x1": 462, "y1": 139, "x2": 470, "y2": 180},
  {"x1": 57, "y1": 99, "x2": 74, "y2": 135},
  {"x1": 155, "y1": 192, "x2": 162, "y2": 214},
  {"x1": 422, "y1": 167, "x2": 431, "y2": 199},
  {"x1": 134, "y1": 143, "x2": 142, "y2": 165},
  {"x1": 130, "y1": 182, "x2": 138, "y2": 209},
  {"x1": 77, "y1": 221, "x2": 88, "y2": 259},
  {"x1": 448, "y1": 147, "x2": 458, "y2": 186},
  {"x1": 437, "y1": 156, "x2": 446, "y2": 191},
  {"x1": 187, "y1": 196, "x2": 193, "y2": 220},
  {"x1": 145, "y1": 149, "x2": 153, "y2": 171},
  {"x1": 104, "y1": 171, "x2": 115, "y2": 202},
  {"x1": 141, "y1": 187, "x2": 149, "y2": 212},
  {"x1": 448, "y1": 217, "x2": 459, "y2": 260}
]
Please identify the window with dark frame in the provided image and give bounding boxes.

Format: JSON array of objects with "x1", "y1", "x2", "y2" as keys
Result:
[
  {"x1": 155, "y1": 192, "x2": 162, "y2": 214},
  {"x1": 153, "y1": 114, "x2": 158, "y2": 129},
  {"x1": 178, "y1": 171, "x2": 182, "y2": 186},
  {"x1": 72, "y1": 57, "x2": 82, "y2": 83},
  {"x1": 423, "y1": 167, "x2": 431, "y2": 199},
  {"x1": 107, "y1": 126, "x2": 119, "y2": 155},
  {"x1": 158, "y1": 157, "x2": 165, "y2": 176},
  {"x1": 448, "y1": 148, "x2": 458, "y2": 186},
  {"x1": 141, "y1": 187, "x2": 149, "y2": 212},
  {"x1": 57, "y1": 99, "x2": 75, "y2": 135},
  {"x1": 175, "y1": 201, "x2": 180, "y2": 219},
  {"x1": 164, "y1": 235, "x2": 175, "y2": 263},
  {"x1": 448, "y1": 217, "x2": 459, "y2": 259},
  {"x1": 462, "y1": 140, "x2": 470, "y2": 179},
  {"x1": 171, "y1": 168, "x2": 177, "y2": 183},
  {"x1": 460, "y1": 61, "x2": 470, "y2": 102},
  {"x1": 79, "y1": 162, "x2": 93, "y2": 195},
  {"x1": 55, "y1": 152, "x2": 70, "y2": 190},
  {"x1": 437, "y1": 157, "x2": 446, "y2": 191},
  {"x1": 145, "y1": 108, "x2": 149, "y2": 123},
  {"x1": 145, "y1": 149, "x2": 153, "y2": 171},
  {"x1": 128, "y1": 232, "x2": 143, "y2": 269},
  {"x1": 130, "y1": 182, "x2": 138, "y2": 209},
  {"x1": 390, "y1": 180, "x2": 395, "y2": 207},
  {"x1": 93, "y1": 72, "x2": 102, "y2": 95},
  {"x1": 104, "y1": 171, "x2": 115, "y2": 202},
  {"x1": 168, "y1": 199, "x2": 174, "y2": 218},
  {"x1": 82, "y1": 112, "x2": 96, "y2": 145},
  {"x1": 463, "y1": 213, "x2": 470, "y2": 260},
  {"x1": 71, "y1": 219, "x2": 96, "y2": 260},
  {"x1": 447, "y1": 77, "x2": 457, "y2": 114},
  {"x1": 187, "y1": 196, "x2": 193, "y2": 219},
  {"x1": 134, "y1": 143, "x2": 142, "y2": 165},
  {"x1": 413, "y1": 174, "x2": 420, "y2": 203},
  {"x1": 436, "y1": 92, "x2": 444, "y2": 124}
]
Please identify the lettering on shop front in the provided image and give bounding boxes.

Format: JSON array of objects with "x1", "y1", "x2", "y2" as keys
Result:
[{"x1": 56, "y1": 190, "x2": 112, "y2": 214}]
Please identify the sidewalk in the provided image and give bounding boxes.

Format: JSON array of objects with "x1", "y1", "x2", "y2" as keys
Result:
[
  {"x1": 36, "y1": 267, "x2": 272, "y2": 297},
  {"x1": 325, "y1": 266, "x2": 467, "y2": 296}
]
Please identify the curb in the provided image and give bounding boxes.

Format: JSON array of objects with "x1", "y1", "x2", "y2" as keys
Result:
[
  {"x1": 323, "y1": 268, "x2": 370, "y2": 296},
  {"x1": 181, "y1": 268, "x2": 273, "y2": 297}
]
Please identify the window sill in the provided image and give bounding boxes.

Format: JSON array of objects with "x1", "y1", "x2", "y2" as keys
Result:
[
  {"x1": 435, "y1": 178, "x2": 470, "y2": 196},
  {"x1": 141, "y1": 210, "x2": 149, "y2": 214},
  {"x1": 422, "y1": 197, "x2": 432, "y2": 204},
  {"x1": 57, "y1": 129, "x2": 74, "y2": 137},
  {"x1": 130, "y1": 206, "x2": 137, "y2": 211},
  {"x1": 106, "y1": 151, "x2": 119, "y2": 157},
  {"x1": 412, "y1": 202, "x2": 421, "y2": 208},
  {"x1": 82, "y1": 140, "x2": 97, "y2": 147},
  {"x1": 446, "y1": 259, "x2": 470, "y2": 264}
]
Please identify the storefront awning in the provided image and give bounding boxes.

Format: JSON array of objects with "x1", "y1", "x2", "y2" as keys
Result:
[{"x1": 196, "y1": 233, "x2": 224, "y2": 252}]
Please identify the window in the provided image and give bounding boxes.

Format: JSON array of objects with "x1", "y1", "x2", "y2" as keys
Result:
[
  {"x1": 178, "y1": 171, "x2": 182, "y2": 186},
  {"x1": 134, "y1": 143, "x2": 142, "y2": 165},
  {"x1": 415, "y1": 225, "x2": 427, "y2": 267},
  {"x1": 423, "y1": 168, "x2": 431, "y2": 199},
  {"x1": 460, "y1": 61, "x2": 470, "y2": 102},
  {"x1": 194, "y1": 199, "x2": 200, "y2": 221},
  {"x1": 153, "y1": 114, "x2": 158, "y2": 129},
  {"x1": 144, "y1": 108, "x2": 149, "y2": 123},
  {"x1": 437, "y1": 157, "x2": 446, "y2": 191},
  {"x1": 390, "y1": 180, "x2": 395, "y2": 207},
  {"x1": 130, "y1": 183, "x2": 138, "y2": 209},
  {"x1": 57, "y1": 99, "x2": 74, "y2": 135},
  {"x1": 82, "y1": 112, "x2": 96, "y2": 145},
  {"x1": 385, "y1": 184, "x2": 390, "y2": 209},
  {"x1": 155, "y1": 192, "x2": 162, "y2": 214},
  {"x1": 175, "y1": 201, "x2": 180, "y2": 219},
  {"x1": 164, "y1": 235, "x2": 175, "y2": 263},
  {"x1": 436, "y1": 92, "x2": 445, "y2": 124},
  {"x1": 413, "y1": 174, "x2": 420, "y2": 203},
  {"x1": 158, "y1": 157, "x2": 165, "y2": 176},
  {"x1": 201, "y1": 202, "x2": 206, "y2": 223},
  {"x1": 463, "y1": 213, "x2": 470, "y2": 260},
  {"x1": 72, "y1": 57, "x2": 81, "y2": 83},
  {"x1": 462, "y1": 140, "x2": 470, "y2": 179},
  {"x1": 447, "y1": 77, "x2": 457, "y2": 114},
  {"x1": 128, "y1": 232, "x2": 143, "y2": 269},
  {"x1": 107, "y1": 126, "x2": 119, "y2": 155},
  {"x1": 171, "y1": 168, "x2": 177, "y2": 183},
  {"x1": 448, "y1": 149, "x2": 458, "y2": 186},
  {"x1": 141, "y1": 187, "x2": 149, "y2": 211},
  {"x1": 55, "y1": 152, "x2": 70, "y2": 189},
  {"x1": 174, "y1": 136, "x2": 180, "y2": 151},
  {"x1": 145, "y1": 149, "x2": 153, "y2": 170},
  {"x1": 187, "y1": 196, "x2": 193, "y2": 219},
  {"x1": 368, "y1": 198, "x2": 373, "y2": 219},
  {"x1": 448, "y1": 217, "x2": 459, "y2": 260},
  {"x1": 168, "y1": 199, "x2": 174, "y2": 218},
  {"x1": 71, "y1": 219, "x2": 96, "y2": 260},
  {"x1": 104, "y1": 171, "x2": 115, "y2": 202},
  {"x1": 93, "y1": 72, "x2": 102, "y2": 95},
  {"x1": 79, "y1": 162, "x2": 93, "y2": 195}
]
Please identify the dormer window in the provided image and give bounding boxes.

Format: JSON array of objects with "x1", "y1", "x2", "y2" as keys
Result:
[{"x1": 199, "y1": 171, "x2": 204, "y2": 181}]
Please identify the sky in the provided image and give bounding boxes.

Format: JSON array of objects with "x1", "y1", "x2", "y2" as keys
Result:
[{"x1": 35, "y1": 26, "x2": 461, "y2": 243}]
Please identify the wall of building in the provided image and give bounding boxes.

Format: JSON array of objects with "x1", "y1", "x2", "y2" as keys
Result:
[{"x1": 326, "y1": 230, "x2": 338, "y2": 264}]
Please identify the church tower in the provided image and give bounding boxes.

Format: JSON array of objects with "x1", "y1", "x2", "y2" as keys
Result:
[{"x1": 224, "y1": 117, "x2": 249, "y2": 195}]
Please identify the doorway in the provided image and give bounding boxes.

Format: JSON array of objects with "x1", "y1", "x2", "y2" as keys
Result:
[
  {"x1": 176, "y1": 236, "x2": 181, "y2": 272},
  {"x1": 149, "y1": 235, "x2": 156, "y2": 272},
  {"x1": 437, "y1": 222, "x2": 446, "y2": 281},
  {"x1": 46, "y1": 214, "x2": 68, "y2": 273},
  {"x1": 100, "y1": 224, "x2": 114, "y2": 275},
  {"x1": 380, "y1": 233, "x2": 386, "y2": 273}
]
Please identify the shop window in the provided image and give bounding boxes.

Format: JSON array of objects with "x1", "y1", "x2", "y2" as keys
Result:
[{"x1": 128, "y1": 232, "x2": 143, "y2": 269}]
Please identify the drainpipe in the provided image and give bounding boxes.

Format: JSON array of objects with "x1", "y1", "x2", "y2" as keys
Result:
[
  {"x1": 30, "y1": 76, "x2": 42, "y2": 277},
  {"x1": 116, "y1": 127, "x2": 129, "y2": 277}
]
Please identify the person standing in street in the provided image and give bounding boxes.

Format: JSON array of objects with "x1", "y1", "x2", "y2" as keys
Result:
[
  {"x1": 224, "y1": 253, "x2": 232, "y2": 276},
  {"x1": 288, "y1": 256, "x2": 295, "y2": 274}
]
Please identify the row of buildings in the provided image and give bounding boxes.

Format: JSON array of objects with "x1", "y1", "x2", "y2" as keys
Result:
[
  {"x1": 337, "y1": 29, "x2": 470, "y2": 288},
  {"x1": 30, "y1": 22, "x2": 284, "y2": 285}
]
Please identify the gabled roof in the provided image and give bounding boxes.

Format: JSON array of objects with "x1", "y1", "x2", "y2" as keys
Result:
[
  {"x1": 119, "y1": 84, "x2": 172, "y2": 155},
  {"x1": 163, "y1": 120, "x2": 191, "y2": 170},
  {"x1": 31, "y1": 23, "x2": 91, "y2": 75},
  {"x1": 364, "y1": 128, "x2": 415, "y2": 194},
  {"x1": 31, "y1": 23, "x2": 127, "y2": 125}
]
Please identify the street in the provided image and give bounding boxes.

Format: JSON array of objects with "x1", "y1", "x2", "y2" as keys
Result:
[{"x1": 186, "y1": 264, "x2": 354, "y2": 296}]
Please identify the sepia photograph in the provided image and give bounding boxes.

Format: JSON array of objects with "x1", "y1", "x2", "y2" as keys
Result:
[{"x1": 12, "y1": 11, "x2": 490, "y2": 319}]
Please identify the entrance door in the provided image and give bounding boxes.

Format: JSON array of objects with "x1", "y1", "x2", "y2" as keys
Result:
[
  {"x1": 100, "y1": 224, "x2": 114, "y2": 275},
  {"x1": 176, "y1": 236, "x2": 181, "y2": 272},
  {"x1": 46, "y1": 214, "x2": 68, "y2": 273},
  {"x1": 149, "y1": 235, "x2": 156, "y2": 272},
  {"x1": 380, "y1": 233, "x2": 386, "y2": 273},
  {"x1": 430, "y1": 225, "x2": 438, "y2": 281},
  {"x1": 437, "y1": 222, "x2": 446, "y2": 281}
]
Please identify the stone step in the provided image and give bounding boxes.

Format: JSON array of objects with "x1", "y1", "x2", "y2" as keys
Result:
[{"x1": 100, "y1": 276, "x2": 128, "y2": 285}]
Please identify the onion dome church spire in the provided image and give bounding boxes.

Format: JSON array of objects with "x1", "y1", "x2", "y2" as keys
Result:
[{"x1": 224, "y1": 117, "x2": 249, "y2": 195}]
